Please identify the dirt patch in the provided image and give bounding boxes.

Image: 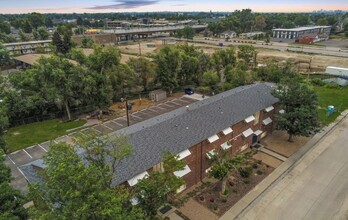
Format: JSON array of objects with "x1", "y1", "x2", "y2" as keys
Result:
[
  {"x1": 253, "y1": 151, "x2": 283, "y2": 168},
  {"x1": 261, "y1": 130, "x2": 311, "y2": 158},
  {"x1": 194, "y1": 161, "x2": 274, "y2": 217},
  {"x1": 117, "y1": 40, "x2": 164, "y2": 56},
  {"x1": 12, "y1": 132, "x2": 20, "y2": 136}
]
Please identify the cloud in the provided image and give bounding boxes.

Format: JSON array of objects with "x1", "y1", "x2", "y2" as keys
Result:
[
  {"x1": 172, "y1": 3, "x2": 185, "y2": 6},
  {"x1": 87, "y1": 0, "x2": 159, "y2": 10}
]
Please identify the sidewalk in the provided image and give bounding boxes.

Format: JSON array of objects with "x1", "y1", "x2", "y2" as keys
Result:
[{"x1": 220, "y1": 110, "x2": 348, "y2": 220}]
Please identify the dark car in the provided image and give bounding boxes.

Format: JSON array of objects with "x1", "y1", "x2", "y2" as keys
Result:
[{"x1": 184, "y1": 88, "x2": 194, "y2": 95}]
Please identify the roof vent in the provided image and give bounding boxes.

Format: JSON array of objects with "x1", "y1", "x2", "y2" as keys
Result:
[
  {"x1": 186, "y1": 127, "x2": 189, "y2": 130},
  {"x1": 186, "y1": 105, "x2": 190, "y2": 111}
]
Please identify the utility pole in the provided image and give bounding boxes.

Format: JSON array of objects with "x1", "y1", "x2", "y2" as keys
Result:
[
  {"x1": 138, "y1": 40, "x2": 141, "y2": 56},
  {"x1": 125, "y1": 98, "x2": 130, "y2": 126}
]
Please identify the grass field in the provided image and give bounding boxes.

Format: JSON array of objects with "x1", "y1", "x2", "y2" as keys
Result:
[
  {"x1": 314, "y1": 86, "x2": 348, "y2": 125},
  {"x1": 330, "y1": 34, "x2": 348, "y2": 40},
  {"x1": 4, "y1": 119, "x2": 86, "y2": 152}
]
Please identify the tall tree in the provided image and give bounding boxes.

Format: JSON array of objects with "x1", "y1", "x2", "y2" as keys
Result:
[
  {"x1": 212, "y1": 47, "x2": 237, "y2": 82},
  {"x1": 52, "y1": 31, "x2": 63, "y2": 54},
  {"x1": 0, "y1": 43, "x2": 10, "y2": 71},
  {"x1": 272, "y1": 81, "x2": 321, "y2": 142},
  {"x1": 155, "y1": 46, "x2": 181, "y2": 94},
  {"x1": 127, "y1": 57, "x2": 155, "y2": 91},
  {"x1": 237, "y1": 45, "x2": 257, "y2": 69},
  {"x1": 255, "y1": 14, "x2": 267, "y2": 31},
  {"x1": 0, "y1": 150, "x2": 28, "y2": 219},
  {"x1": 29, "y1": 140, "x2": 143, "y2": 219},
  {"x1": 135, "y1": 152, "x2": 185, "y2": 217}
]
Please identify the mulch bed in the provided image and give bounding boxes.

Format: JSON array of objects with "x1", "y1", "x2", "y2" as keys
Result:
[{"x1": 194, "y1": 160, "x2": 274, "y2": 216}]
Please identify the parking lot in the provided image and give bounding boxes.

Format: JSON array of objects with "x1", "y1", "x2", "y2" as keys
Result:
[{"x1": 5, "y1": 96, "x2": 197, "y2": 194}]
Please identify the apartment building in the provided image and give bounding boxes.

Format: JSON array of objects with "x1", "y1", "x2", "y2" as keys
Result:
[
  {"x1": 3, "y1": 40, "x2": 52, "y2": 55},
  {"x1": 20, "y1": 83, "x2": 280, "y2": 192},
  {"x1": 272, "y1": 26, "x2": 331, "y2": 40}
]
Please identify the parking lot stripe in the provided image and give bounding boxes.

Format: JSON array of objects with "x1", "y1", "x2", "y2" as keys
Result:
[
  {"x1": 7, "y1": 156, "x2": 15, "y2": 164},
  {"x1": 38, "y1": 144, "x2": 48, "y2": 152},
  {"x1": 131, "y1": 114, "x2": 142, "y2": 120},
  {"x1": 168, "y1": 101, "x2": 182, "y2": 106},
  {"x1": 119, "y1": 117, "x2": 128, "y2": 121},
  {"x1": 146, "y1": 108, "x2": 157, "y2": 113},
  {"x1": 102, "y1": 124, "x2": 113, "y2": 130},
  {"x1": 111, "y1": 120, "x2": 124, "y2": 127},
  {"x1": 156, "y1": 105, "x2": 167, "y2": 109},
  {"x1": 53, "y1": 140, "x2": 59, "y2": 144},
  {"x1": 23, "y1": 149, "x2": 32, "y2": 159},
  {"x1": 92, "y1": 127, "x2": 102, "y2": 133}
]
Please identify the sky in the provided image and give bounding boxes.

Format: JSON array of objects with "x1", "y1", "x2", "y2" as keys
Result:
[{"x1": 0, "y1": 0, "x2": 347, "y2": 14}]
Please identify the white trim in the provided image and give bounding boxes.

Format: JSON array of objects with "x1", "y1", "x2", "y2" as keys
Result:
[
  {"x1": 207, "y1": 134, "x2": 219, "y2": 143},
  {"x1": 174, "y1": 165, "x2": 191, "y2": 177},
  {"x1": 242, "y1": 128, "x2": 254, "y2": 138},
  {"x1": 262, "y1": 117, "x2": 273, "y2": 125},
  {"x1": 264, "y1": 106, "x2": 274, "y2": 112},
  {"x1": 127, "y1": 171, "x2": 149, "y2": 186},
  {"x1": 206, "y1": 149, "x2": 216, "y2": 159},
  {"x1": 279, "y1": 109, "x2": 285, "y2": 114},
  {"x1": 244, "y1": 115, "x2": 255, "y2": 123},
  {"x1": 221, "y1": 141, "x2": 232, "y2": 150},
  {"x1": 177, "y1": 149, "x2": 191, "y2": 160},
  {"x1": 254, "y1": 130, "x2": 263, "y2": 136},
  {"x1": 222, "y1": 127, "x2": 233, "y2": 135}
]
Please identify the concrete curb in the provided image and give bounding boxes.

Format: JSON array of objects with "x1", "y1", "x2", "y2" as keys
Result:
[{"x1": 220, "y1": 110, "x2": 348, "y2": 220}]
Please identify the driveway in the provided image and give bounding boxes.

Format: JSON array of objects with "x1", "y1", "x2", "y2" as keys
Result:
[{"x1": 235, "y1": 115, "x2": 348, "y2": 220}]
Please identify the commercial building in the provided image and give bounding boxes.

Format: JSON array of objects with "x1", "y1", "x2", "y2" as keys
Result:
[
  {"x1": 20, "y1": 83, "x2": 280, "y2": 192},
  {"x1": 272, "y1": 26, "x2": 331, "y2": 40},
  {"x1": 3, "y1": 40, "x2": 52, "y2": 55},
  {"x1": 219, "y1": 30, "x2": 237, "y2": 39}
]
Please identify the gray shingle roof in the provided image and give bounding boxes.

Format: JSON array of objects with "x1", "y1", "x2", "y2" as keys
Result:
[
  {"x1": 19, "y1": 83, "x2": 278, "y2": 187},
  {"x1": 110, "y1": 82, "x2": 278, "y2": 186}
]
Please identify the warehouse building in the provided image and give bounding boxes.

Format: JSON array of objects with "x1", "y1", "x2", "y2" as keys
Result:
[
  {"x1": 272, "y1": 26, "x2": 331, "y2": 40},
  {"x1": 20, "y1": 83, "x2": 280, "y2": 192},
  {"x1": 4, "y1": 40, "x2": 52, "y2": 55}
]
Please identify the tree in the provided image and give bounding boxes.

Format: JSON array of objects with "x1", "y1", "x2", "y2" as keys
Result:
[
  {"x1": 0, "y1": 43, "x2": 10, "y2": 70},
  {"x1": 202, "y1": 70, "x2": 219, "y2": 89},
  {"x1": 0, "y1": 103, "x2": 9, "y2": 152},
  {"x1": 28, "y1": 13, "x2": 45, "y2": 29},
  {"x1": 127, "y1": 57, "x2": 155, "y2": 91},
  {"x1": 18, "y1": 29, "x2": 31, "y2": 42},
  {"x1": 181, "y1": 26, "x2": 196, "y2": 39},
  {"x1": 0, "y1": 19, "x2": 10, "y2": 34},
  {"x1": 52, "y1": 31, "x2": 63, "y2": 53},
  {"x1": 155, "y1": 46, "x2": 181, "y2": 94},
  {"x1": 316, "y1": 18, "x2": 328, "y2": 26},
  {"x1": 81, "y1": 36, "x2": 94, "y2": 48},
  {"x1": 209, "y1": 150, "x2": 254, "y2": 195},
  {"x1": 37, "y1": 27, "x2": 49, "y2": 40},
  {"x1": 0, "y1": 149, "x2": 28, "y2": 219},
  {"x1": 29, "y1": 139, "x2": 143, "y2": 219},
  {"x1": 255, "y1": 15, "x2": 267, "y2": 31},
  {"x1": 212, "y1": 47, "x2": 237, "y2": 82},
  {"x1": 238, "y1": 45, "x2": 257, "y2": 69},
  {"x1": 62, "y1": 33, "x2": 73, "y2": 54},
  {"x1": 88, "y1": 45, "x2": 121, "y2": 75},
  {"x1": 21, "y1": 19, "x2": 32, "y2": 33},
  {"x1": 135, "y1": 152, "x2": 185, "y2": 217},
  {"x1": 272, "y1": 81, "x2": 321, "y2": 142}
]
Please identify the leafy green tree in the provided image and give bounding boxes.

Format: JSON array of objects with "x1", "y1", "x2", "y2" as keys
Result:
[
  {"x1": 316, "y1": 18, "x2": 328, "y2": 26},
  {"x1": 127, "y1": 57, "x2": 155, "y2": 91},
  {"x1": 88, "y1": 45, "x2": 121, "y2": 75},
  {"x1": 178, "y1": 52, "x2": 199, "y2": 86},
  {"x1": 62, "y1": 33, "x2": 73, "y2": 54},
  {"x1": 181, "y1": 26, "x2": 196, "y2": 39},
  {"x1": 0, "y1": 149, "x2": 28, "y2": 219},
  {"x1": 21, "y1": 19, "x2": 32, "y2": 33},
  {"x1": 209, "y1": 150, "x2": 254, "y2": 195},
  {"x1": 68, "y1": 48, "x2": 88, "y2": 65},
  {"x1": 52, "y1": 31, "x2": 63, "y2": 53},
  {"x1": 212, "y1": 47, "x2": 237, "y2": 82},
  {"x1": 0, "y1": 104, "x2": 9, "y2": 152},
  {"x1": 155, "y1": 46, "x2": 181, "y2": 94},
  {"x1": 18, "y1": 29, "x2": 31, "y2": 41},
  {"x1": 255, "y1": 15, "x2": 267, "y2": 31},
  {"x1": 0, "y1": 43, "x2": 10, "y2": 70},
  {"x1": 37, "y1": 27, "x2": 49, "y2": 40},
  {"x1": 202, "y1": 70, "x2": 219, "y2": 89},
  {"x1": 29, "y1": 140, "x2": 143, "y2": 219},
  {"x1": 28, "y1": 13, "x2": 45, "y2": 29},
  {"x1": 135, "y1": 152, "x2": 185, "y2": 217},
  {"x1": 0, "y1": 19, "x2": 11, "y2": 34},
  {"x1": 238, "y1": 45, "x2": 257, "y2": 69},
  {"x1": 272, "y1": 81, "x2": 321, "y2": 142}
]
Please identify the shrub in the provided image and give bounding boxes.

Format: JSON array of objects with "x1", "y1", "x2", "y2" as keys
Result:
[
  {"x1": 232, "y1": 189, "x2": 238, "y2": 193},
  {"x1": 252, "y1": 163, "x2": 258, "y2": 169},
  {"x1": 324, "y1": 83, "x2": 340, "y2": 89},
  {"x1": 243, "y1": 179, "x2": 251, "y2": 184},
  {"x1": 256, "y1": 170, "x2": 263, "y2": 175},
  {"x1": 257, "y1": 160, "x2": 262, "y2": 165},
  {"x1": 209, "y1": 198, "x2": 215, "y2": 203},
  {"x1": 213, "y1": 204, "x2": 219, "y2": 211},
  {"x1": 199, "y1": 195, "x2": 205, "y2": 201},
  {"x1": 239, "y1": 166, "x2": 253, "y2": 178},
  {"x1": 222, "y1": 198, "x2": 227, "y2": 203},
  {"x1": 223, "y1": 189, "x2": 229, "y2": 195},
  {"x1": 229, "y1": 181, "x2": 234, "y2": 187},
  {"x1": 310, "y1": 78, "x2": 326, "y2": 87}
]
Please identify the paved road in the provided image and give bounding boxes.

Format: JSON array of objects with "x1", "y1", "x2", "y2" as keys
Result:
[
  {"x1": 166, "y1": 37, "x2": 348, "y2": 58},
  {"x1": 237, "y1": 115, "x2": 348, "y2": 220}
]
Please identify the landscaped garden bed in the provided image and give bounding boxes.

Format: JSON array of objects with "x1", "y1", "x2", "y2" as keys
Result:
[{"x1": 194, "y1": 160, "x2": 274, "y2": 216}]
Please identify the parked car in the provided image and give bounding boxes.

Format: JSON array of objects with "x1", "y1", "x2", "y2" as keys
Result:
[{"x1": 184, "y1": 88, "x2": 194, "y2": 95}]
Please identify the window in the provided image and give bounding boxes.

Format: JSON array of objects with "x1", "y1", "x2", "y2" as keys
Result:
[{"x1": 253, "y1": 111, "x2": 260, "y2": 125}]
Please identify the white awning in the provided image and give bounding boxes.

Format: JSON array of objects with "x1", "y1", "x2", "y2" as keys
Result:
[
  {"x1": 206, "y1": 149, "x2": 216, "y2": 159},
  {"x1": 262, "y1": 117, "x2": 273, "y2": 125},
  {"x1": 221, "y1": 142, "x2": 232, "y2": 150},
  {"x1": 242, "y1": 128, "x2": 254, "y2": 138},
  {"x1": 244, "y1": 115, "x2": 255, "y2": 123},
  {"x1": 130, "y1": 197, "x2": 139, "y2": 206},
  {"x1": 174, "y1": 165, "x2": 191, "y2": 177},
  {"x1": 279, "y1": 109, "x2": 285, "y2": 114},
  {"x1": 222, "y1": 127, "x2": 233, "y2": 135},
  {"x1": 264, "y1": 106, "x2": 274, "y2": 112},
  {"x1": 207, "y1": 134, "x2": 219, "y2": 143},
  {"x1": 177, "y1": 149, "x2": 191, "y2": 160},
  {"x1": 254, "y1": 130, "x2": 263, "y2": 136},
  {"x1": 127, "y1": 171, "x2": 149, "y2": 186}
]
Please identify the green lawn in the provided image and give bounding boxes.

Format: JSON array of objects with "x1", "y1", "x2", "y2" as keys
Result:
[
  {"x1": 314, "y1": 86, "x2": 348, "y2": 125},
  {"x1": 4, "y1": 119, "x2": 86, "y2": 152},
  {"x1": 330, "y1": 34, "x2": 348, "y2": 40}
]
